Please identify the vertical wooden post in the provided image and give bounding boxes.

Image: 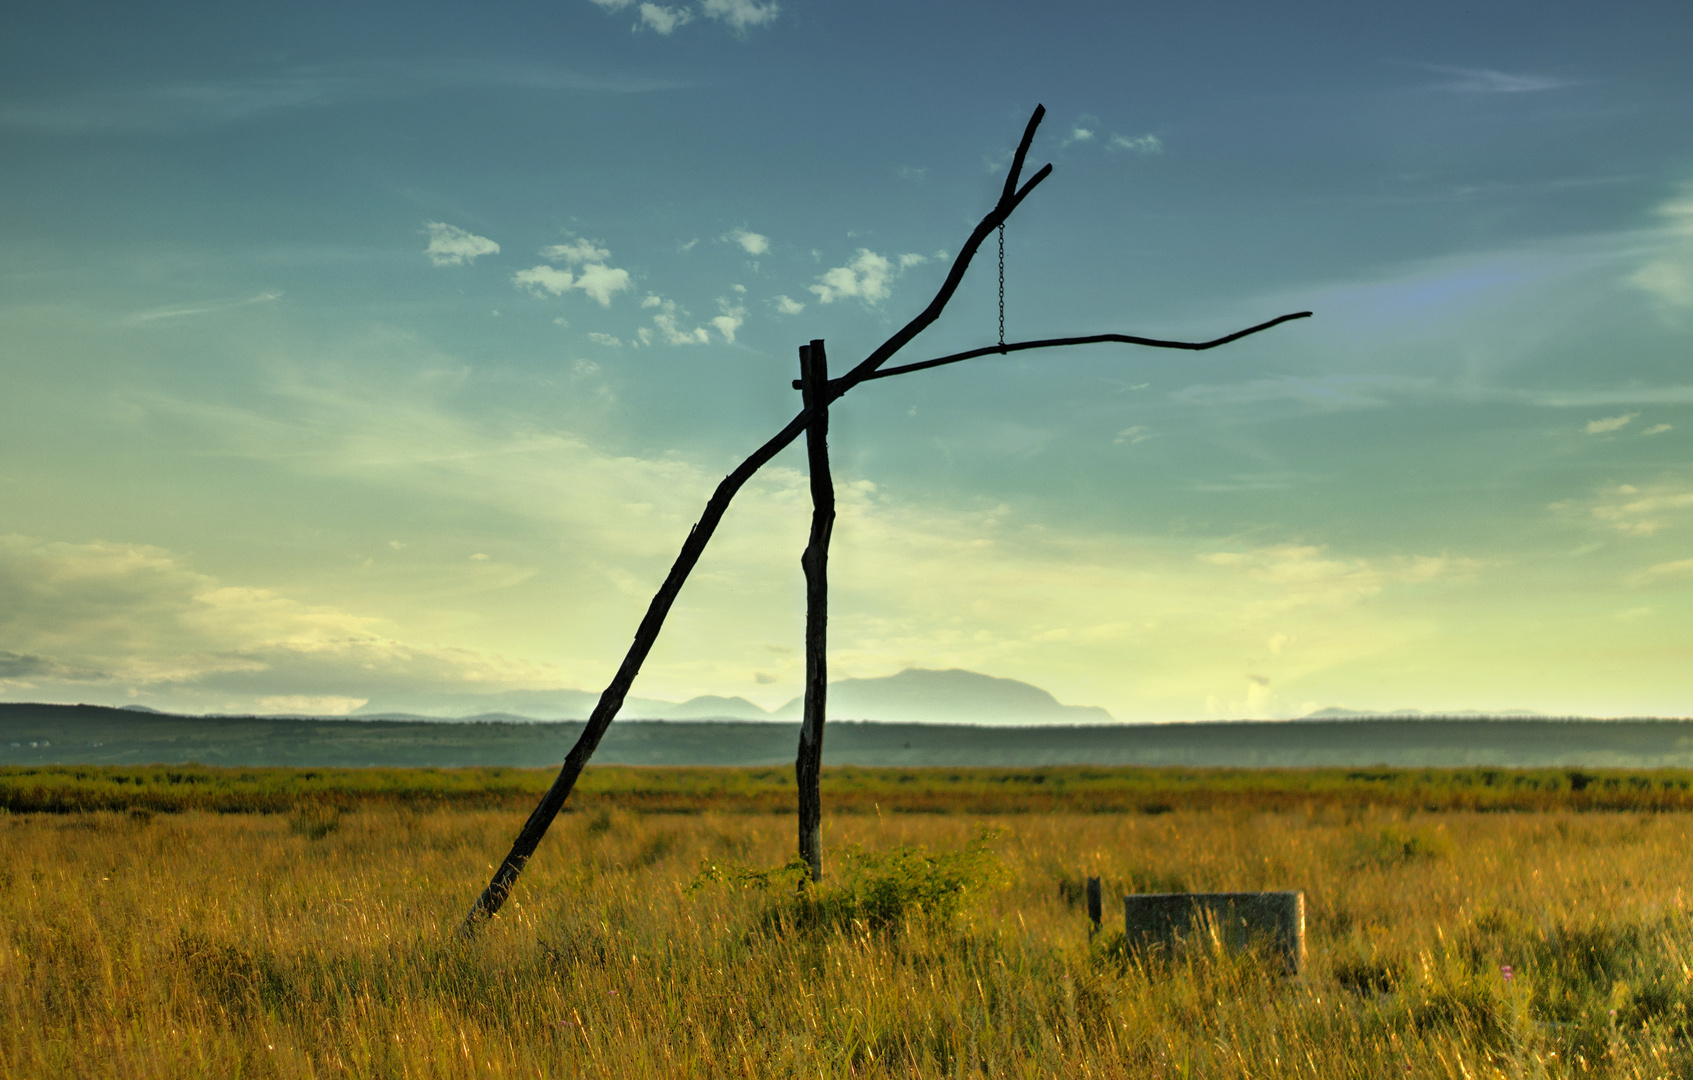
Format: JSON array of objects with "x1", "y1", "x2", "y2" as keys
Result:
[
  {"x1": 796, "y1": 339, "x2": 835, "y2": 883},
  {"x1": 1086, "y1": 876, "x2": 1102, "y2": 936}
]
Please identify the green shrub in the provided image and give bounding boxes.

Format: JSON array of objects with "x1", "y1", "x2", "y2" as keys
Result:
[{"x1": 692, "y1": 829, "x2": 1003, "y2": 935}]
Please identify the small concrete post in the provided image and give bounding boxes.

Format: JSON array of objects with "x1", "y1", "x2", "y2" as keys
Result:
[
  {"x1": 1124, "y1": 891, "x2": 1305, "y2": 974},
  {"x1": 1085, "y1": 876, "x2": 1102, "y2": 936}
]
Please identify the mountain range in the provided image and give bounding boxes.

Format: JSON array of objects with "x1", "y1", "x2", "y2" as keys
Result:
[{"x1": 349, "y1": 668, "x2": 1112, "y2": 725}]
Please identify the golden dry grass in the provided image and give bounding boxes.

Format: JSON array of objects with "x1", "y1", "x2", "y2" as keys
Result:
[{"x1": 4, "y1": 800, "x2": 1693, "y2": 1077}]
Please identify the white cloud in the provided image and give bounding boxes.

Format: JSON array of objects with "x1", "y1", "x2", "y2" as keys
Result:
[
  {"x1": 1108, "y1": 134, "x2": 1162, "y2": 155},
  {"x1": 1063, "y1": 126, "x2": 1094, "y2": 147},
  {"x1": 1114, "y1": 426, "x2": 1153, "y2": 445},
  {"x1": 425, "y1": 222, "x2": 500, "y2": 266},
  {"x1": 1644, "y1": 424, "x2": 1674, "y2": 436},
  {"x1": 725, "y1": 227, "x2": 770, "y2": 255},
  {"x1": 512, "y1": 265, "x2": 576, "y2": 296},
  {"x1": 712, "y1": 297, "x2": 747, "y2": 343},
  {"x1": 701, "y1": 0, "x2": 779, "y2": 29},
  {"x1": 513, "y1": 262, "x2": 632, "y2": 306},
  {"x1": 540, "y1": 238, "x2": 611, "y2": 264},
  {"x1": 573, "y1": 263, "x2": 633, "y2": 306},
  {"x1": 639, "y1": 3, "x2": 693, "y2": 33},
  {"x1": 1585, "y1": 413, "x2": 1638, "y2": 435},
  {"x1": 810, "y1": 248, "x2": 925, "y2": 306},
  {"x1": 588, "y1": 332, "x2": 622, "y2": 347},
  {"x1": 640, "y1": 298, "x2": 710, "y2": 345},
  {"x1": 774, "y1": 295, "x2": 805, "y2": 315}
]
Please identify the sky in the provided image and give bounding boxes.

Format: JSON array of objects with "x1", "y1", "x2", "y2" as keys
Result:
[{"x1": 2, "y1": 0, "x2": 1691, "y2": 721}]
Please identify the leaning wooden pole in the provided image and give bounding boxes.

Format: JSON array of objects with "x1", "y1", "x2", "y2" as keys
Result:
[{"x1": 796, "y1": 339, "x2": 835, "y2": 883}]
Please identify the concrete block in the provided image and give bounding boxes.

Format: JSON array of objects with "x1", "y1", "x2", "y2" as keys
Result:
[{"x1": 1123, "y1": 891, "x2": 1305, "y2": 974}]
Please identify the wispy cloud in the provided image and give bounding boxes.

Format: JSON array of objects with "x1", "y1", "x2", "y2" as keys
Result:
[
  {"x1": 638, "y1": 3, "x2": 693, "y2": 33},
  {"x1": 0, "y1": 63, "x2": 691, "y2": 134},
  {"x1": 539, "y1": 238, "x2": 610, "y2": 264},
  {"x1": 128, "y1": 291, "x2": 282, "y2": 324},
  {"x1": 1585, "y1": 413, "x2": 1638, "y2": 435},
  {"x1": 1172, "y1": 374, "x2": 1431, "y2": 410},
  {"x1": 635, "y1": 296, "x2": 710, "y2": 345},
  {"x1": 772, "y1": 295, "x2": 805, "y2": 315},
  {"x1": 1522, "y1": 387, "x2": 1693, "y2": 408},
  {"x1": 1553, "y1": 482, "x2": 1693, "y2": 537},
  {"x1": 426, "y1": 222, "x2": 500, "y2": 266},
  {"x1": 0, "y1": 533, "x2": 554, "y2": 710},
  {"x1": 1422, "y1": 64, "x2": 1572, "y2": 94},
  {"x1": 1108, "y1": 133, "x2": 1162, "y2": 155},
  {"x1": 700, "y1": 0, "x2": 779, "y2": 30},
  {"x1": 1630, "y1": 558, "x2": 1693, "y2": 585},
  {"x1": 587, "y1": 0, "x2": 777, "y2": 35},
  {"x1": 512, "y1": 266, "x2": 576, "y2": 296},
  {"x1": 723, "y1": 227, "x2": 770, "y2": 255},
  {"x1": 1629, "y1": 186, "x2": 1693, "y2": 309}
]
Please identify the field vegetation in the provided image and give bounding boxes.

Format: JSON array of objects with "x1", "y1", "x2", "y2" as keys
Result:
[
  {"x1": 4, "y1": 767, "x2": 1693, "y2": 1077},
  {"x1": 8, "y1": 762, "x2": 1693, "y2": 815}
]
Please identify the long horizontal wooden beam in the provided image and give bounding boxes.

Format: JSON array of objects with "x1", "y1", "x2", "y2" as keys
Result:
[{"x1": 793, "y1": 311, "x2": 1314, "y2": 390}]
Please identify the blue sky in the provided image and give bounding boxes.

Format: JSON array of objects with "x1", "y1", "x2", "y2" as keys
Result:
[{"x1": 3, "y1": 0, "x2": 1691, "y2": 720}]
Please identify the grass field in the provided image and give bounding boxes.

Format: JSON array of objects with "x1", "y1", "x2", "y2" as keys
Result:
[
  {"x1": 8, "y1": 762, "x2": 1693, "y2": 815},
  {"x1": 4, "y1": 767, "x2": 1693, "y2": 1077}
]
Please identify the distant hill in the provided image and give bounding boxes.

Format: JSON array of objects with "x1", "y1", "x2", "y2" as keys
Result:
[
  {"x1": 6, "y1": 703, "x2": 1693, "y2": 769},
  {"x1": 774, "y1": 668, "x2": 1113, "y2": 725},
  {"x1": 346, "y1": 667, "x2": 1107, "y2": 724},
  {"x1": 662, "y1": 695, "x2": 771, "y2": 720}
]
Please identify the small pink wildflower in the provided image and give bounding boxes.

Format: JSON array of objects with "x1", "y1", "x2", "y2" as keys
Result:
[{"x1": 1500, "y1": 964, "x2": 1514, "y2": 981}]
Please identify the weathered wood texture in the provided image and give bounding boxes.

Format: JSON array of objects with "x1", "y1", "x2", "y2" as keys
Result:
[
  {"x1": 1124, "y1": 891, "x2": 1306, "y2": 974},
  {"x1": 796, "y1": 341, "x2": 834, "y2": 882}
]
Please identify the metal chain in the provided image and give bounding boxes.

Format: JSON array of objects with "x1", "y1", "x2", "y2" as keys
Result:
[{"x1": 997, "y1": 222, "x2": 1005, "y2": 348}]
